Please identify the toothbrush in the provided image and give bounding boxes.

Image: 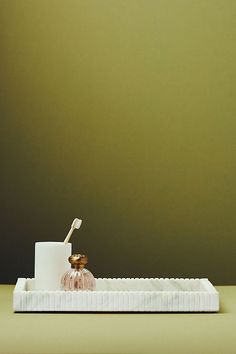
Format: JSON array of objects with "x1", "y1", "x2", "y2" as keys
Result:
[{"x1": 63, "y1": 218, "x2": 82, "y2": 244}]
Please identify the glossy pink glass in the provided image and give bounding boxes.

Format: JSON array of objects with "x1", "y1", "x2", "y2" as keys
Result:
[{"x1": 61, "y1": 267, "x2": 96, "y2": 291}]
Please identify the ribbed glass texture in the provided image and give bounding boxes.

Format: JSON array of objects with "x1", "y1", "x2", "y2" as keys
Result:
[{"x1": 61, "y1": 268, "x2": 96, "y2": 291}]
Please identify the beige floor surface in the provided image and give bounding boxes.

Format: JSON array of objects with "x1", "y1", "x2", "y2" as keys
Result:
[{"x1": 0, "y1": 285, "x2": 235, "y2": 354}]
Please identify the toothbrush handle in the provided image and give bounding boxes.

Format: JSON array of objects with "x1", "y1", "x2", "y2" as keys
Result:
[{"x1": 64, "y1": 228, "x2": 73, "y2": 244}]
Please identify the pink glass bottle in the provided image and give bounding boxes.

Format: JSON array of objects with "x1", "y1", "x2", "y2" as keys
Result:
[{"x1": 61, "y1": 254, "x2": 96, "y2": 291}]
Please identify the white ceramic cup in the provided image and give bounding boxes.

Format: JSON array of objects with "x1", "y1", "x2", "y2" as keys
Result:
[{"x1": 34, "y1": 242, "x2": 72, "y2": 291}]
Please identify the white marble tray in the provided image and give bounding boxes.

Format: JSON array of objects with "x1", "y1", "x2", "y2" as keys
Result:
[{"x1": 13, "y1": 278, "x2": 219, "y2": 312}]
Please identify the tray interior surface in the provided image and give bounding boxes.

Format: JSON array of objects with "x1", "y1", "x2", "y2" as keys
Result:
[{"x1": 19, "y1": 277, "x2": 216, "y2": 293}]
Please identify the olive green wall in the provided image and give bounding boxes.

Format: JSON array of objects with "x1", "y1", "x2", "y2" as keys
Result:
[{"x1": 1, "y1": 0, "x2": 236, "y2": 284}]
